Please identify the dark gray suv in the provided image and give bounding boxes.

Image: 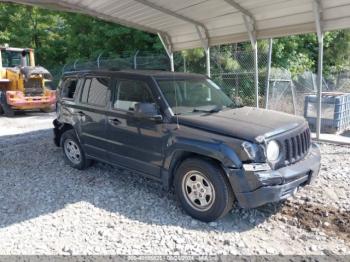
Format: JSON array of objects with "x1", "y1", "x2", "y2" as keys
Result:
[{"x1": 53, "y1": 69, "x2": 321, "y2": 222}]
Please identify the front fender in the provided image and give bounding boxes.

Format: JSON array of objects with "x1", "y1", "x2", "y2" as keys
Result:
[
  {"x1": 160, "y1": 137, "x2": 242, "y2": 190},
  {"x1": 164, "y1": 137, "x2": 242, "y2": 171}
]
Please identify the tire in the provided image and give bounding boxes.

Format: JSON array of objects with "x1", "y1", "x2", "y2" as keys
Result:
[
  {"x1": 174, "y1": 158, "x2": 234, "y2": 222},
  {"x1": 0, "y1": 91, "x2": 15, "y2": 117},
  {"x1": 60, "y1": 129, "x2": 92, "y2": 170}
]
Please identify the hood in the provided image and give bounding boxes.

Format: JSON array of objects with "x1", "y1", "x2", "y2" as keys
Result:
[{"x1": 177, "y1": 107, "x2": 306, "y2": 142}]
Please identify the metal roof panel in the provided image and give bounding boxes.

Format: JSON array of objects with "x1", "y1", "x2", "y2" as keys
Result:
[{"x1": 2, "y1": 0, "x2": 350, "y2": 51}]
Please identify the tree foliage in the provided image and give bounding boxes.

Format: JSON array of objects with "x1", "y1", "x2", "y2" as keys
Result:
[{"x1": 0, "y1": 3, "x2": 163, "y2": 70}]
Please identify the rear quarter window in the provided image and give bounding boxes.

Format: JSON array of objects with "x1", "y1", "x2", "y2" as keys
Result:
[{"x1": 61, "y1": 78, "x2": 78, "y2": 100}]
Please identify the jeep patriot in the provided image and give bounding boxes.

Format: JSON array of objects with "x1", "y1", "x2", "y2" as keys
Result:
[{"x1": 53, "y1": 70, "x2": 321, "y2": 222}]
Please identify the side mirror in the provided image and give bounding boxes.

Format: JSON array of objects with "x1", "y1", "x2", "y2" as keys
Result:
[{"x1": 134, "y1": 102, "x2": 163, "y2": 121}]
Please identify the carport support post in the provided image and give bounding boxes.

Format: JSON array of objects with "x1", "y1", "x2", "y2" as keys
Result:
[
  {"x1": 133, "y1": 50, "x2": 139, "y2": 69},
  {"x1": 243, "y1": 15, "x2": 259, "y2": 108},
  {"x1": 316, "y1": 34, "x2": 324, "y2": 139},
  {"x1": 265, "y1": 38, "x2": 273, "y2": 109},
  {"x1": 169, "y1": 52, "x2": 174, "y2": 72},
  {"x1": 158, "y1": 33, "x2": 174, "y2": 72},
  {"x1": 313, "y1": 0, "x2": 323, "y2": 139},
  {"x1": 205, "y1": 47, "x2": 211, "y2": 78},
  {"x1": 196, "y1": 26, "x2": 211, "y2": 77},
  {"x1": 253, "y1": 42, "x2": 259, "y2": 108}
]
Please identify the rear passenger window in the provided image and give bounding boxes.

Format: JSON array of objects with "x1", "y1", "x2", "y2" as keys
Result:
[
  {"x1": 114, "y1": 80, "x2": 154, "y2": 111},
  {"x1": 81, "y1": 79, "x2": 91, "y2": 104},
  {"x1": 61, "y1": 78, "x2": 78, "y2": 99},
  {"x1": 80, "y1": 77, "x2": 110, "y2": 107}
]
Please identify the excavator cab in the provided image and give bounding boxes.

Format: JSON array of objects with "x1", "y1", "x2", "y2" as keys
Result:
[{"x1": 0, "y1": 45, "x2": 56, "y2": 116}]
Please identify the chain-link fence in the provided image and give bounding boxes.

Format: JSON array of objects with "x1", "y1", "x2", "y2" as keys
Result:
[
  {"x1": 266, "y1": 68, "x2": 350, "y2": 134},
  {"x1": 211, "y1": 51, "x2": 268, "y2": 107},
  {"x1": 49, "y1": 50, "x2": 171, "y2": 87},
  {"x1": 266, "y1": 70, "x2": 350, "y2": 114},
  {"x1": 265, "y1": 68, "x2": 297, "y2": 114},
  {"x1": 172, "y1": 48, "x2": 269, "y2": 107},
  {"x1": 49, "y1": 48, "x2": 269, "y2": 108}
]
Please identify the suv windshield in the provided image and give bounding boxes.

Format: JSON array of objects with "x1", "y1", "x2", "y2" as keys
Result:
[{"x1": 157, "y1": 78, "x2": 234, "y2": 115}]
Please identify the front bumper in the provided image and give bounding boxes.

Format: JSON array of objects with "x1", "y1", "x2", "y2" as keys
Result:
[
  {"x1": 227, "y1": 143, "x2": 321, "y2": 208},
  {"x1": 6, "y1": 91, "x2": 56, "y2": 110}
]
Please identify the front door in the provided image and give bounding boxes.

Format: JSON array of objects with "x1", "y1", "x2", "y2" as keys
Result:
[{"x1": 105, "y1": 78, "x2": 166, "y2": 178}]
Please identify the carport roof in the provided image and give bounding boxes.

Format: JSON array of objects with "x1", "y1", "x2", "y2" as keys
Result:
[{"x1": 2, "y1": 0, "x2": 350, "y2": 51}]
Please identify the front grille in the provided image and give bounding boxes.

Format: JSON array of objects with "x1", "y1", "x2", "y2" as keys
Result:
[
  {"x1": 283, "y1": 128, "x2": 311, "y2": 165},
  {"x1": 24, "y1": 79, "x2": 43, "y2": 96}
]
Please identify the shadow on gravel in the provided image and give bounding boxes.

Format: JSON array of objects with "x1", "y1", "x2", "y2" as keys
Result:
[{"x1": 0, "y1": 128, "x2": 282, "y2": 233}]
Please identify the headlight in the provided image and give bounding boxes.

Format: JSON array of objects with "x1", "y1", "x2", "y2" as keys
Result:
[{"x1": 266, "y1": 140, "x2": 280, "y2": 162}]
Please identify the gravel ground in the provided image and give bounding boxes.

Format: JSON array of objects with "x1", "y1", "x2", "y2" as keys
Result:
[{"x1": 0, "y1": 112, "x2": 349, "y2": 255}]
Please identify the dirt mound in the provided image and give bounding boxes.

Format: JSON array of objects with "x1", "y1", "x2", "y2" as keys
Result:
[{"x1": 280, "y1": 201, "x2": 350, "y2": 242}]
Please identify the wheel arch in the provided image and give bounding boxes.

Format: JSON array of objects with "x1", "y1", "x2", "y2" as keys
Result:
[
  {"x1": 163, "y1": 141, "x2": 242, "y2": 190},
  {"x1": 53, "y1": 119, "x2": 75, "y2": 147}
]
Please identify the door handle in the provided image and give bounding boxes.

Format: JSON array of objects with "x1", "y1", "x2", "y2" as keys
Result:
[{"x1": 108, "y1": 117, "x2": 121, "y2": 126}]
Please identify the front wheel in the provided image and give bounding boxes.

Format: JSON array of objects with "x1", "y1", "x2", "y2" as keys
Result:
[
  {"x1": 60, "y1": 129, "x2": 92, "y2": 170},
  {"x1": 174, "y1": 158, "x2": 234, "y2": 222}
]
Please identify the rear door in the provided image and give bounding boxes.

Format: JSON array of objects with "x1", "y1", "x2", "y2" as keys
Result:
[{"x1": 76, "y1": 75, "x2": 111, "y2": 159}]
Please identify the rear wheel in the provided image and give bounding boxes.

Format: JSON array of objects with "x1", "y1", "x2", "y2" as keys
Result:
[
  {"x1": 174, "y1": 158, "x2": 234, "y2": 222},
  {"x1": 61, "y1": 129, "x2": 92, "y2": 170}
]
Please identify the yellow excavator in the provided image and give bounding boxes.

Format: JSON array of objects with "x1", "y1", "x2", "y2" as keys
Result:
[{"x1": 0, "y1": 45, "x2": 56, "y2": 116}]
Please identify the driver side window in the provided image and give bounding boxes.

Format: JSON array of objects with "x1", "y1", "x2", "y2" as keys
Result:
[{"x1": 113, "y1": 80, "x2": 154, "y2": 111}]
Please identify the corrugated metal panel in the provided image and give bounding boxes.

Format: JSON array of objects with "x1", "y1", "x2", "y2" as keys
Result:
[{"x1": 2, "y1": 0, "x2": 350, "y2": 51}]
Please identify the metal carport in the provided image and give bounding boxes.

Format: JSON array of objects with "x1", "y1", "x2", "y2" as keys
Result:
[{"x1": 2, "y1": 0, "x2": 350, "y2": 139}]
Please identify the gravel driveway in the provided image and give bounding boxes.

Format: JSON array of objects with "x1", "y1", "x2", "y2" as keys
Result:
[{"x1": 0, "y1": 112, "x2": 349, "y2": 255}]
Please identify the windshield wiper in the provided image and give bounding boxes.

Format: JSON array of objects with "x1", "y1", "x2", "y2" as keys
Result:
[{"x1": 193, "y1": 106, "x2": 223, "y2": 114}]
